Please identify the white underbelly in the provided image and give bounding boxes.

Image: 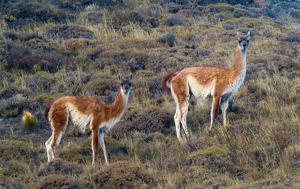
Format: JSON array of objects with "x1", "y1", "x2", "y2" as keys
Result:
[
  {"x1": 187, "y1": 76, "x2": 215, "y2": 99},
  {"x1": 66, "y1": 103, "x2": 92, "y2": 132}
]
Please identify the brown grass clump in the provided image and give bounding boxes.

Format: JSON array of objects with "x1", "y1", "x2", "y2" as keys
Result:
[
  {"x1": 0, "y1": 95, "x2": 28, "y2": 119},
  {"x1": 92, "y1": 161, "x2": 156, "y2": 188},
  {"x1": 22, "y1": 110, "x2": 39, "y2": 128},
  {"x1": 109, "y1": 105, "x2": 174, "y2": 139},
  {"x1": 81, "y1": 136, "x2": 128, "y2": 159},
  {"x1": 46, "y1": 24, "x2": 93, "y2": 40},
  {"x1": 0, "y1": 140, "x2": 33, "y2": 162},
  {"x1": 35, "y1": 93, "x2": 54, "y2": 107},
  {"x1": 37, "y1": 159, "x2": 83, "y2": 177},
  {"x1": 185, "y1": 146, "x2": 242, "y2": 178},
  {"x1": 64, "y1": 38, "x2": 97, "y2": 52},
  {"x1": 38, "y1": 174, "x2": 79, "y2": 189}
]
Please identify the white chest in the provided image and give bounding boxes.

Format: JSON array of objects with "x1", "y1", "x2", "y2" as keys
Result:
[
  {"x1": 99, "y1": 104, "x2": 127, "y2": 130},
  {"x1": 222, "y1": 68, "x2": 246, "y2": 96},
  {"x1": 66, "y1": 103, "x2": 92, "y2": 132},
  {"x1": 187, "y1": 76, "x2": 215, "y2": 99}
]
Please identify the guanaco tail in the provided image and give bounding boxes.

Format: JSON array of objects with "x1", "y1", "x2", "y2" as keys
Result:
[
  {"x1": 163, "y1": 31, "x2": 250, "y2": 142},
  {"x1": 44, "y1": 73, "x2": 133, "y2": 165}
]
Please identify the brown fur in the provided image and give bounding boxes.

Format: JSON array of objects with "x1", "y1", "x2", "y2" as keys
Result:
[
  {"x1": 162, "y1": 72, "x2": 178, "y2": 94},
  {"x1": 163, "y1": 32, "x2": 250, "y2": 142},
  {"x1": 45, "y1": 74, "x2": 132, "y2": 165},
  {"x1": 44, "y1": 104, "x2": 52, "y2": 121}
]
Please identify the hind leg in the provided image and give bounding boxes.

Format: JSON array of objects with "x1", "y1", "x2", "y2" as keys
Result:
[
  {"x1": 50, "y1": 130, "x2": 64, "y2": 159},
  {"x1": 179, "y1": 100, "x2": 190, "y2": 141},
  {"x1": 171, "y1": 79, "x2": 190, "y2": 142},
  {"x1": 174, "y1": 109, "x2": 182, "y2": 142},
  {"x1": 45, "y1": 135, "x2": 53, "y2": 162}
]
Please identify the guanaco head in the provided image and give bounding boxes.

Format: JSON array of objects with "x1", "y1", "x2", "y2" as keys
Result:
[
  {"x1": 118, "y1": 73, "x2": 133, "y2": 94},
  {"x1": 237, "y1": 31, "x2": 250, "y2": 51}
]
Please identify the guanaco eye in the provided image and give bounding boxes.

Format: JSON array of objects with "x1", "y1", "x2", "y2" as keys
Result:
[
  {"x1": 238, "y1": 40, "x2": 241, "y2": 43},
  {"x1": 121, "y1": 83, "x2": 124, "y2": 86},
  {"x1": 247, "y1": 40, "x2": 249, "y2": 43},
  {"x1": 128, "y1": 83, "x2": 131, "y2": 86}
]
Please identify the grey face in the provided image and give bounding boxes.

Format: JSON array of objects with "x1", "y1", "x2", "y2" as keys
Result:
[
  {"x1": 237, "y1": 31, "x2": 250, "y2": 51},
  {"x1": 118, "y1": 73, "x2": 133, "y2": 94}
]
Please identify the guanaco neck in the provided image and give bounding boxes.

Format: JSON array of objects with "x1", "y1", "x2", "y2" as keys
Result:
[
  {"x1": 105, "y1": 89, "x2": 129, "y2": 120},
  {"x1": 232, "y1": 46, "x2": 248, "y2": 78}
]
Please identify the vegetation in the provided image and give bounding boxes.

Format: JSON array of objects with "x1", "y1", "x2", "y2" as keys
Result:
[
  {"x1": 22, "y1": 110, "x2": 39, "y2": 128},
  {"x1": 0, "y1": 0, "x2": 300, "y2": 188}
]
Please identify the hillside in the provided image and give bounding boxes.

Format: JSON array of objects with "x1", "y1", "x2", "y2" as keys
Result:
[{"x1": 0, "y1": 0, "x2": 300, "y2": 188}]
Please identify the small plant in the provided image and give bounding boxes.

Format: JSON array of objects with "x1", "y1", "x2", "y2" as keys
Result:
[
  {"x1": 164, "y1": 32, "x2": 176, "y2": 47},
  {"x1": 165, "y1": 14, "x2": 183, "y2": 27},
  {"x1": 22, "y1": 110, "x2": 38, "y2": 128},
  {"x1": 224, "y1": 23, "x2": 234, "y2": 30}
]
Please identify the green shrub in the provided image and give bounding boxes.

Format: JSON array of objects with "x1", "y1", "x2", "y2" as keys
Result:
[
  {"x1": 224, "y1": 23, "x2": 234, "y2": 30},
  {"x1": 159, "y1": 32, "x2": 176, "y2": 47}
]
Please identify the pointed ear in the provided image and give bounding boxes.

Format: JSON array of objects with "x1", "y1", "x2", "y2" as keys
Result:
[
  {"x1": 118, "y1": 74, "x2": 122, "y2": 83},
  {"x1": 129, "y1": 73, "x2": 133, "y2": 82},
  {"x1": 247, "y1": 31, "x2": 251, "y2": 40},
  {"x1": 237, "y1": 32, "x2": 241, "y2": 40}
]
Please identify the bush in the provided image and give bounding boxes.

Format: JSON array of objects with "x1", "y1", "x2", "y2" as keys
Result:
[
  {"x1": 184, "y1": 146, "x2": 242, "y2": 178},
  {"x1": 3, "y1": 30, "x2": 20, "y2": 40},
  {"x1": 22, "y1": 110, "x2": 39, "y2": 128},
  {"x1": 159, "y1": 32, "x2": 176, "y2": 47},
  {"x1": 167, "y1": 3, "x2": 181, "y2": 13},
  {"x1": 0, "y1": 95, "x2": 28, "y2": 119},
  {"x1": 224, "y1": 23, "x2": 234, "y2": 30},
  {"x1": 165, "y1": 14, "x2": 184, "y2": 26},
  {"x1": 109, "y1": 106, "x2": 174, "y2": 139},
  {"x1": 7, "y1": 2, "x2": 68, "y2": 23},
  {"x1": 127, "y1": 11, "x2": 159, "y2": 28},
  {"x1": 38, "y1": 174, "x2": 79, "y2": 189},
  {"x1": 35, "y1": 93, "x2": 54, "y2": 107},
  {"x1": 64, "y1": 38, "x2": 97, "y2": 52},
  {"x1": 46, "y1": 24, "x2": 93, "y2": 40},
  {"x1": 38, "y1": 159, "x2": 83, "y2": 177},
  {"x1": 92, "y1": 161, "x2": 156, "y2": 188},
  {"x1": 0, "y1": 140, "x2": 33, "y2": 161},
  {"x1": 0, "y1": 161, "x2": 27, "y2": 180}
]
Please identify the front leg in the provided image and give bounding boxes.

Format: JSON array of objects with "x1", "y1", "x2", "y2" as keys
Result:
[
  {"x1": 221, "y1": 97, "x2": 229, "y2": 126},
  {"x1": 91, "y1": 129, "x2": 99, "y2": 166},
  {"x1": 209, "y1": 95, "x2": 221, "y2": 131},
  {"x1": 98, "y1": 128, "x2": 109, "y2": 165}
]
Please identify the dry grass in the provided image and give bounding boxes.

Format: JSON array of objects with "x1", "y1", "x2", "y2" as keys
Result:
[
  {"x1": 0, "y1": 0, "x2": 300, "y2": 188},
  {"x1": 22, "y1": 110, "x2": 39, "y2": 128}
]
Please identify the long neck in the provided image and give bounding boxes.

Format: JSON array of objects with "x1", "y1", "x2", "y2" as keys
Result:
[
  {"x1": 107, "y1": 89, "x2": 129, "y2": 119},
  {"x1": 233, "y1": 46, "x2": 247, "y2": 76}
]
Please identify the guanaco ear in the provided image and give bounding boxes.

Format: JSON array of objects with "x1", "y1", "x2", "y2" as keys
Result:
[
  {"x1": 237, "y1": 32, "x2": 241, "y2": 40},
  {"x1": 129, "y1": 73, "x2": 133, "y2": 82},
  {"x1": 247, "y1": 31, "x2": 251, "y2": 40},
  {"x1": 118, "y1": 74, "x2": 122, "y2": 83}
]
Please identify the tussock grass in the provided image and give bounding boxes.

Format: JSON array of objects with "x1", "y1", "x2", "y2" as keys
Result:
[{"x1": 22, "y1": 110, "x2": 38, "y2": 128}]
